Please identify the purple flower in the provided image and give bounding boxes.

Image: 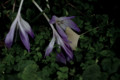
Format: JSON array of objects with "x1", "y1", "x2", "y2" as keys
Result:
[
  {"x1": 45, "y1": 29, "x2": 73, "y2": 64},
  {"x1": 49, "y1": 15, "x2": 80, "y2": 32},
  {"x1": 45, "y1": 15, "x2": 80, "y2": 64},
  {"x1": 5, "y1": 0, "x2": 34, "y2": 51}
]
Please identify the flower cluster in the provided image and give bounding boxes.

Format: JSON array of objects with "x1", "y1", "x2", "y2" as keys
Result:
[
  {"x1": 5, "y1": 0, "x2": 80, "y2": 64},
  {"x1": 5, "y1": 0, "x2": 34, "y2": 51},
  {"x1": 45, "y1": 15, "x2": 80, "y2": 64}
]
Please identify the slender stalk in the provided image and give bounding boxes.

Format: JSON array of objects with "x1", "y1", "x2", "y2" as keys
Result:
[
  {"x1": 46, "y1": 0, "x2": 50, "y2": 9},
  {"x1": 32, "y1": 0, "x2": 55, "y2": 31},
  {"x1": 32, "y1": 0, "x2": 64, "y2": 45},
  {"x1": 18, "y1": 0, "x2": 24, "y2": 14},
  {"x1": 14, "y1": 0, "x2": 24, "y2": 42},
  {"x1": 80, "y1": 27, "x2": 99, "y2": 36},
  {"x1": 12, "y1": 0, "x2": 16, "y2": 12}
]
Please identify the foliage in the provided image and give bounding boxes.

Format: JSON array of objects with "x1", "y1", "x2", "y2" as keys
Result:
[{"x1": 0, "y1": 0, "x2": 120, "y2": 80}]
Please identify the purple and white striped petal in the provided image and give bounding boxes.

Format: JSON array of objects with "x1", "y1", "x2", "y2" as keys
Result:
[
  {"x1": 63, "y1": 20, "x2": 80, "y2": 32},
  {"x1": 56, "y1": 36, "x2": 73, "y2": 59},
  {"x1": 59, "y1": 16, "x2": 75, "y2": 21},
  {"x1": 62, "y1": 45, "x2": 73, "y2": 59},
  {"x1": 49, "y1": 15, "x2": 57, "y2": 24},
  {"x1": 56, "y1": 53, "x2": 66, "y2": 64},
  {"x1": 5, "y1": 17, "x2": 18, "y2": 48},
  {"x1": 56, "y1": 24, "x2": 70, "y2": 42},
  {"x1": 45, "y1": 35, "x2": 55, "y2": 56},
  {"x1": 59, "y1": 23, "x2": 67, "y2": 30},
  {"x1": 18, "y1": 20, "x2": 30, "y2": 51},
  {"x1": 64, "y1": 41, "x2": 72, "y2": 51},
  {"x1": 20, "y1": 17, "x2": 34, "y2": 38}
]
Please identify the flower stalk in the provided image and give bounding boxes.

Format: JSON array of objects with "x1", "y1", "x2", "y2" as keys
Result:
[
  {"x1": 32, "y1": 0, "x2": 80, "y2": 64},
  {"x1": 5, "y1": 0, "x2": 34, "y2": 51},
  {"x1": 32, "y1": 0, "x2": 55, "y2": 31}
]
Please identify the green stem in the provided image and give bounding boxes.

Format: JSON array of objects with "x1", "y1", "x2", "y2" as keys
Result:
[
  {"x1": 80, "y1": 27, "x2": 99, "y2": 36},
  {"x1": 32, "y1": 0, "x2": 55, "y2": 31}
]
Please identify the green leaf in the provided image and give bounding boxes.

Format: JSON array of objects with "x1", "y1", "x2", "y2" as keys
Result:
[{"x1": 83, "y1": 64, "x2": 101, "y2": 80}]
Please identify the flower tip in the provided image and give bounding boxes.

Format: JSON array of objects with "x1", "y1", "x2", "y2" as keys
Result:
[
  {"x1": 49, "y1": 15, "x2": 57, "y2": 24},
  {"x1": 45, "y1": 49, "x2": 51, "y2": 57},
  {"x1": 29, "y1": 31, "x2": 35, "y2": 38},
  {"x1": 5, "y1": 42, "x2": 12, "y2": 49},
  {"x1": 27, "y1": 49, "x2": 30, "y2": 52},
  {"x1": 5, "y1": 37, "x2": 13, "y2": 49},
  {"x1": 77, "y1": 28, "x2": 81, "y2": 32},
  {"x1": 71, "y1": 16, "x2": 75, "y2": 19},
  {"x1": 56, "y1": 53, "x2": 67, "y2": 64}
]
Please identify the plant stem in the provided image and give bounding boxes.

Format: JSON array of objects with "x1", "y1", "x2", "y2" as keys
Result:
[
  {"x1": 80, "y1": 27, "x2": 99, "y2": 36},
  {"x1": 32, "y1": 0, "x2": 55, "y2": 31},
  {"x1": 12, "y1": 0, "x2": 16, "y2": 13},
  {"x1": 18, "y1": 0, "x2": 24, "y2": 14},
  {"x1": 32, "y1": 0, "x2": 64, "y2": 44}
]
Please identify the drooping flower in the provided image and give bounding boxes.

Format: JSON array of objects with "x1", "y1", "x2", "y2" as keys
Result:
[
  {"x1": 32, "y1": 0, "x2": 79, "y2": 63},
  {"x1": 5, "y1": 0, "x2": 34, "y2": 51},
  {"x1": 49, "y1": 15, "x2": 80, "y2": 33},
  {"x1": 45, "y1": 15, "x2": 80, "y2": 63},
  {"x1": 45, "y1": 29, "x2": 73, "y2": 64}
]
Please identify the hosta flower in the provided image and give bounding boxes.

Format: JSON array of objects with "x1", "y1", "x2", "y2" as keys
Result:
[
  {"x1": 5, "y1": 0, "x2": 34, "y2": 51},
  {"x1": 45, "y1": 15, "x2": 80, "y2": 63},
  {"x1": 49, "y1": 15, "x2": 80, "y2": 33},
  {"x1": 32, "y1": 0, "x2": 80, "y2": 63},
  {"x1": 45, "y1": 29, "x2": 73, "y2": 64}
]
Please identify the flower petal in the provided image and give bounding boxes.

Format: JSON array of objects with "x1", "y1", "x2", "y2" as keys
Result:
[
  {"x1": 56, "y1": 24, "x2": 70, "y2": 42},
  {"x1": 49, "y1": 15, "x2": 58, "y2": 24},
  {"x1": 64, "y1": 20, "x2": 80, "y2": 32},
  {"x1": 64, "y1": 41, "x2": 72, "y2": 51},
  {"x1": 45, "y1": 35, "x2": 55, "y2": 56},
  {"x1": 59, "y1": 23, "x2": 67, "y2": 30},
  {"x1": 62, "y1": 45, "x2": 73, "y2": 59},
  {"x1": 56, "y1": 36, "x2": 73, "y2": 59},
  {"x1": 59, "y1": 16, "x2": 75, "y2": 21},
  {"x1": 56, "y1": 52, "x2": 66, "y2": 64},
  {"x1": 18, "y1": 20, "x2": 30, "y2": 51},
  {"x1": 20, "y1": 17, "x2": 34, "y2": 38},
  {"x1": 5, "y1": 17, "x2": 18, "y2": 48}
]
